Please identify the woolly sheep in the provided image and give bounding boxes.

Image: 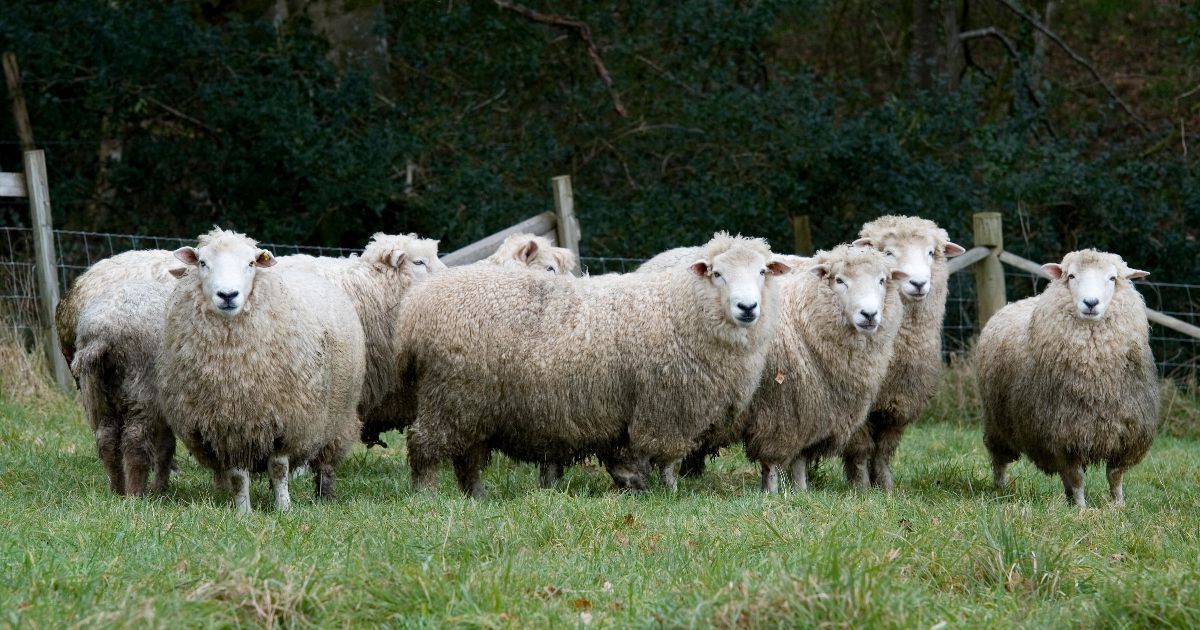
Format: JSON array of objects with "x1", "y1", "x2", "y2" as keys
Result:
[
  {"x1": 841, "y1": 215, "x2": 964, "y2": 489},
  {"x1": 741, "y1": 245, "x2": 906, "y2": 493},
  {"x1": 55, "y1": 250, "x2": 180, "y2": 495},
  {"x1": 977, "y1": 249, "x2": 1159, "y2": 507},
  {"x1": 484, "y1": 232, "x2": 577, "y2": 275},
  {"x1": 394, "y1": 232, "x2": 791, "y2": 496},
  {"x1": 276, "y1": 233, "x2": 445, "y2": 448},
  {"x1": 157, "y1": 229, "x2": 365, "y2": 512}
]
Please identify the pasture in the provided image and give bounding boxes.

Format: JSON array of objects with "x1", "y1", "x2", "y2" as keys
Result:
[{"x1": 2, "y1": 363, "x2": 1199, "y2": 628}]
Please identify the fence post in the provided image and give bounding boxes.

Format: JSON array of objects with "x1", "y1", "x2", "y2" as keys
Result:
[
  {"x1": 24, "y1": 150, "x2": 72, "y2": 391},
  {"x1": 792, "y1": 214, "x2": 813, "y2": 256},
  {"x1": 972, "y1": 212, "x2": 1005, "y2": 330},
  {"x1": 552, "y1": 175, "x2": 581, "y2": 276}
]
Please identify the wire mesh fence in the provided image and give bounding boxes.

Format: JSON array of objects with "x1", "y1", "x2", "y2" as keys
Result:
[{"x1": 1, "y1": 243, "x2": 1196, "y2": 377}]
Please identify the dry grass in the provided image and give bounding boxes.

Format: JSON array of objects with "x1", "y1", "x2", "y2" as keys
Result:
[
  {"x1": 186, "y1": 557, "x2": 337, "y2": 629},
  {"x1": 0, "y1": 325, "x2": 60, "y2": 405}
]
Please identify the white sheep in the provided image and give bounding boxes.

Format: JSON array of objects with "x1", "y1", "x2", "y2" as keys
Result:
[
  {"x1": 276, "y1": 233, "x2": 445, "y2": 448},
  {"x1": 55, "y1": 250, "x2": 180, "y2": 495},
  {"x1": 977, "y1": 249, "x2": 1159, "y2": 507},
  {"x1": 157, "y1": 228, "x2": 365, "y2": 512},
  {"x1": 483, "y1": 232, "x2": 577, "y2": 275},
  {"x1": 842, "y1": 215, "x2": 964, "y2": 489},
  {"x1": 741, "y1": 245, "x2": 906, "y2": 493},
  {"x1": 394, "y1": 232, "x2": 791, "y2": 496}
]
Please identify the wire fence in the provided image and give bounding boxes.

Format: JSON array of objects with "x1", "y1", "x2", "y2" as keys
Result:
[{"x1": 0, "y1": 236, "x2": 1195, "y2": 378}]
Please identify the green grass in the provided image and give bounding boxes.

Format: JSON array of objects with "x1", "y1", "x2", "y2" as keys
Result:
[{"x1": 3, "y1": 384, "x2": 1200, "y2": 628}]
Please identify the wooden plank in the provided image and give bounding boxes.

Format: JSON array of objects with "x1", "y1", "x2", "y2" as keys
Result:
[
  {"x1": 999, "y1": 250, "x2": 1200, "y2": 341},
  {"x1": 946, "y1": 246, "x2": 990, "y2": 274},
  {"x1": 552, "y1": 175, "x2": 581, "y2": 276},
  {"x1": 0, "y1": 171, "x2": 26, "y2": 197},
  {"x1": 792, "y1": 215, "x2": 813, "y2": 256},
  {"x1": 2, "y1": 53, "x2": 36, "y2": 151},
  {"x1": 972, "y1": 212, "x2": 1006, "y2": 329},
  {"x1": 440, "y1": 211, "x2": 557, "y2": 266},
  {"x1": 24, "y1": 150, "x2": 72, "y2": 390}
]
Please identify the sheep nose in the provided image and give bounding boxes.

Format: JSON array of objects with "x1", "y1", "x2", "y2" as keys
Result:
[
  {"x1": 859, "y1": 309, "x2": 878, "y2": 322},
  {"x1": 909, "y1": 280, "x2": 927, "y2": 291},
  {"x1": 737, "y1": 301, "x2": 758, "y2": 313},
  {"x1": 1082, "y1": 298, "x2": 1099, "y2": 309},
  {"x1": 217, "y1": 290, "x2": 239, "y2": 301}
]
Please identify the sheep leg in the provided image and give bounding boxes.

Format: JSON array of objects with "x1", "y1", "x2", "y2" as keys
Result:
[
  {"x1": 870, "y1": 424, "x2": 907, "y2": 491},
  {"x1": 212, "y1": 469, "x2": 232, "y2": 493},
  {"x1": 150, "y1": 423, "x2": 175, "y2": 494},
  {"x1": 120, "y1": 423, "x2": 151, "y2": 497},
  {"x1": 760, "y1": 462, "x2": 780, "y2": 494},
  {"x1": 268, "y1": 455, "x2": 291, "y2": 512},
  {"x1": 992, "y1": 461, "x2": 1009, "y2": 489},
  {"x1": 1060, "y1": 464, "x2": 1086, "y2": 508},
  {"x1": 452, "y1": 444, "x2": 488, "y2": 499},
  {"x1": 678, "y1": 447, "x2": 710, "y2": 478},
  {"x1": 228, "y1": 468, "x2": 251, "y2": 513},
  {"x1": 313, "y1": 461, "x2": 338, "y2": 502},
  {"x1": 537, "y1": 462, "x2": 562, "y2": 489},
  {"x1": 985, "y1": 436, "x2": 1018, "y2": 489},
  {"x1": 789, "y1": 455, "x2": 809, "y2": 492},
  {"x1": 1106, "y1": 463, "x2": 1126, "y2": 507},
  {"x1": 661, "y1": 461, "x2": 680, "y2": 491},
  {"x1": 95, "y1": 424, "x2": 125, "y2": 495}
]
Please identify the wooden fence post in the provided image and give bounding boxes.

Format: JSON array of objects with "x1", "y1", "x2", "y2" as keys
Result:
[
  {"x1": 24, "y1": 150, "x2": 72, "y2": 391},
  {"x1": 552, "y1": 175, "x2": 581, "y2": 275},
  {"x1": 2, "y1": 53, "x2": 36, "y2": 152},
  {"x1": 792, "y1": 215, "x2": 813, "y2": 256},
  {"x1": 973, "y1": 212, "x2": 1006, "y2": 330}
]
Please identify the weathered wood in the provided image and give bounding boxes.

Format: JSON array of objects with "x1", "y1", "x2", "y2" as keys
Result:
[
  {"x1": 946, "y1": 246, "x2": 990, "y2": 274},
  {"x1": 2, "y1": 53, "x2": 35, "y2": 152},
  {"x1": 0, "y1": 172, "x2": 26, "y2": 197},
  {"x1": 972, "y1": 212, "x2": 1006, "y2": 330},
  {"x1": 999, "y1": 250, "x2": 1200, "y2": 341},
  {"x1": 792, "y1": 215, "x2": 813, "y2": 256},
  {"x1": 440, "y1": 211, "x2": 557, "y2": 267},
  {"x1": 24, "y1": 150, "x2": 72, "y2": 390},
  {"x1": 552, "y1": 175, "x2": 581, "y2": 275}
]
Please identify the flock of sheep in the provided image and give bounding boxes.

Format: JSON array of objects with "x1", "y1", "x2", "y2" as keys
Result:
[{"x1": 54, "y1": 215, "x2": 1160, "y2": 511}]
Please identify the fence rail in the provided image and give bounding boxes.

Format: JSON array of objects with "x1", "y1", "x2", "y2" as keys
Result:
[{"x1": 2, "y1": 213, "x2": 1198, "y2": 384}]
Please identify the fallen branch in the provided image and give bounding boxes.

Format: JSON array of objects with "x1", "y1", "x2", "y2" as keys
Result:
[
  {"x1": 494, "y1": 0, "x2": 627, "y2": 117},
  {"x1": 993, "y1": 0, "x2": 1150, "y2": 131}
]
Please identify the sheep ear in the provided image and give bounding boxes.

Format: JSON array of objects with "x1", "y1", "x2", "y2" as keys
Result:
[
  {"x1": 173, "y1": 246, "x2": 200, "y2": 266},
  {"x1": 168, "y1": 267, "x2": 188, "y2": 279},
  {"x1": 518, "y1": 240, "x2": 539, "y2": 264},
  {"x1": 388, "y1": 251, "x2": 407, "y2": 268},
  {"x1": 688, "y1": 260, "x2": 710, "y2": 277},
  {"x1": 1042, "y1": 263, "x2": 1064, "y2": 280},
  {"x1": 255, "y1": 250, "x2": 277, "y2": 268},
  {"x1": 808, "y1": 264, "x2": 830, "y2": 280},
  {"x1": 1126, "y1": 269, "x2": 1149, "y2": 280},
  {"x1": 890, "y1": 269, "x2": 909, "y2": 282},
  {"x1": 944, "y1": 242, "x2": 966, "y2": 257},
  {"x1": 765, "y1": 258, "x2": 791, "y2": 276},
  {"x1": 852, "y1": 237, "x2": 874, "y2": 249}
]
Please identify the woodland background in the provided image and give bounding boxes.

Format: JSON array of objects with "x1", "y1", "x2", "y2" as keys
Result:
[{"x1": 1, "y1": 0, "x2": 1197, "y2": 280}]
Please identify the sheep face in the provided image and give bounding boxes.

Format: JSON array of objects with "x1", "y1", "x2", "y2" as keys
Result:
[
  {"x1": 854, "y1": 231, "x2": 964, "y2": 301},
  {"x1": 811, "y1": 256, "x2": 906, "y2": 334},
  {"x1": 1042, "y1": 252, "x2": 1148, "y2": 321},
  {"x1": 364, "y1": 233, "x2": 446, "y2": 278},
  {"x1": 489, "y1": 234, "x2": 577, "y2": 275},
  {"x1": 690, "y1": 248, "x2": 790, "y2": 327},
  {"x1": 174, "y1": 237, "x2": 275, "y2": 317}
]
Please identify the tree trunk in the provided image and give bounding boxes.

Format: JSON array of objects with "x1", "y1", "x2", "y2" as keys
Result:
[{"x1": 911, "y1": 0, "x2": 937, "y2": 89}]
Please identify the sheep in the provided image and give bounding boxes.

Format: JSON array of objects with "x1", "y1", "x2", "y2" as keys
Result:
[
  {"x1": 394, "y1": 232, "x2": 791, "y2": 496},
  {"x1": 157, "y1": 228, "x2": 365, "y2": 512},
  {"x1": 840, "y1": 215, "x2": 964, "y2": 489},
  {"x1": 484, "y1": 232, "x2": 577, "y2": 275},
  {"x1": 976, "y1": 249, "x2": 1159, "y2": 507},
  {"x1": 740, "y1": 245, "x2": 906, "y2": 493},
  {"x1": 276, "y1": 233, "x2": 445, "y2": 448},
  {"x1": 55, "y1": 250, "x2": 180, "y2": 495}
]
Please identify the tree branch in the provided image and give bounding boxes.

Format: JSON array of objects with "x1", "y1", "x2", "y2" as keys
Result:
[
  {"x1": 959, "y1": 28, "x2": 1048, "y2": 112},
  {"x1": 493, "y1": 0, "x2": 628, "y2": 117},
  {"x1": 992, "y1": 0, "x2": 1150, "y2": 131}
]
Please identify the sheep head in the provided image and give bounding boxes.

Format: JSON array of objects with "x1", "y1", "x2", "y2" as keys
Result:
[
  {"x1": 174, "y1": 228, "x2": 275, "y2": 318},
  {"x1": 854, "y1": 215, "x2": 965, "y2": 301},
  {"x1": 809, "y1": 244, "x2": 906, "y2": 335},
  {"x1": 1042, "y1": 249, "x2": 1148, "y2": 321}
]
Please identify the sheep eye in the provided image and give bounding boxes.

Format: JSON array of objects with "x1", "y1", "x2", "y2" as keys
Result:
[
  {"x1": 1067, "y1": 274, "x2": 1075, "y2": 281},
  {"x1": 928, "y1": 250, "x2": 934, "y2": 257},
  {"x1": 199, "y1": 260, "x2": 207, "y2": 268},
  {"x1": 414, "y1": 260, "x2": 426, "y2": 266},
  {"x1": 712, "y1": 271, "x2": 722, "y2": 279},
  {"x1": 546, "y1": 266, "x2": 556, "y2": 273},
  {"x1": 759, "y1": 268, "x2": 767, "y2": 276},
  {"x1": 879, "y1": 278, "x2": 885, "y2": 285},
  {"x1": 884, "y1": 251, "x2": 894, "y2": 257},
  {"x1": 1109, "y1": 276, "x2": 1116, "y2": 282},
  {"x1": 835, "y1": 278, "x2": 845, "y2": 285}
]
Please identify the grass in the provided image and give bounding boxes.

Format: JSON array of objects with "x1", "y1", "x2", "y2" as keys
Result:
[{"x1": 2, "y1": 359, "x2": 1200, "y2": 627}]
